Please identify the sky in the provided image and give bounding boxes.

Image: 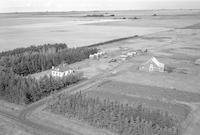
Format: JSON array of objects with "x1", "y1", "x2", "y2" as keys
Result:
[{"x1": 0, "y1": 0, "x2": 200, "y2": 13}]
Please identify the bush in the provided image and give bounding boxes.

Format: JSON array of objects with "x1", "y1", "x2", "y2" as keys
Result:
[{"x1": 164, "y1": 66, "x2": 175, "y2": 73}]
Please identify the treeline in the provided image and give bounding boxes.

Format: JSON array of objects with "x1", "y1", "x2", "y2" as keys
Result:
[
  {"x1": 0, "y1": 68, "x2": 82, "y2": 104},
  {"x1": 49, "y1": 92, "x2": 180, "y2": 135},
  {"x1": 0, "y1": 43, "x2": 67, "y2": 58},
  {"x1": 0, "y1": 44, "x2": 97, "y2": 76}
]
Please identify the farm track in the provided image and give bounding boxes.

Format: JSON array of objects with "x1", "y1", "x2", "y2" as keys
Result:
[{"x1": 182, "y1": 103, "x2": 200, "y2": 135}]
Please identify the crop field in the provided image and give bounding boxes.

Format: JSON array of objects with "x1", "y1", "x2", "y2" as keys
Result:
[
  {"x1": 0, "y1": 14, "x2": 166, "y2": 52},
  {"x1": 91, "y1": 80, "x2": 200, "y2": 103}
]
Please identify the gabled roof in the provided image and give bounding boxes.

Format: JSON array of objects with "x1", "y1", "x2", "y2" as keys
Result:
[
  {"x1": 52, "y1": 63, "x2": 73, "y2": 72},
  {"x1": 141, "y1": 57, "x2": 164, "y2": 67}
]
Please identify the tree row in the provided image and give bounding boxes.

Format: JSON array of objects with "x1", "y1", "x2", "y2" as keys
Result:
[
  {"x1": 0, "y1": 45, "x2": 97, "y2": 76},
  {"x1": 49, "y1": 92, "x2": 181, "y2": 135},
  {"x1": 0, "y1": 68, "x2": 82, "y2": 104}
]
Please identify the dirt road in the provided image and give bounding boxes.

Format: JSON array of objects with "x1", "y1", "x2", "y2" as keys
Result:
[
  {"x1": 183, "y1": 103, "x2": 200, "y2": 135},
  {"x1": 0, "y1": 80, "x2": 103, "y2": 135}
]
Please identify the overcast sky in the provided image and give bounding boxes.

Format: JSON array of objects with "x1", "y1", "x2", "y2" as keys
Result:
[{"x1": 0, "y1": 0, "x2": 200, "y2": 13}]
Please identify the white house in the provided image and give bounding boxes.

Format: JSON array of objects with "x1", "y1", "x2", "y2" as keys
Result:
[
  {"x1": 51, "y1": 64, "x2": 74, "y2": 77},
  {"x1": 139, "y1": 57, "x2": 165, "y2": 72}
]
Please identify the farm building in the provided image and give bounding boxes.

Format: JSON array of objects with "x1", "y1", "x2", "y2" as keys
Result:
[
  {"x1": 89, "y1": 51, "x2": 106, "y2": 60},
  {"x1": 120, "y1": 54, "x2": 128, "y2": 61},
  {"x1": 139, "y1": 57, "x2": 165, "y2": 72},
  {"x1": 127, "y1": 51, "x2": 137, "y2": 57},
  {"x1": 51, "y1": 64, "x2": 74, "y2": 77}
]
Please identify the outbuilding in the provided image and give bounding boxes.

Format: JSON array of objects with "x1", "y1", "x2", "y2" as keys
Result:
[
  {"x1": 139, "y1": 57, "x2": 165, "y2": 72},
  {"x1": 89, "y1": 51, "x2": 106, "y2": 60}
]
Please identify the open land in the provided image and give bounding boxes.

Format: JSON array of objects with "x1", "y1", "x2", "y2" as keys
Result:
[{"x1": 1, "y1": 9, "x2": 200, "y2": 135}]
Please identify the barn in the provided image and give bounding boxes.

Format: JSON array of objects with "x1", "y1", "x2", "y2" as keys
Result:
[{"x1": 139, "y1": 57, "x2": 165, "y2": 72}]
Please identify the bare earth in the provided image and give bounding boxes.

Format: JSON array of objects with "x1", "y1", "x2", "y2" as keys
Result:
[{"x1": 0, "y1": 116, "x2": 32, "y2": 135}]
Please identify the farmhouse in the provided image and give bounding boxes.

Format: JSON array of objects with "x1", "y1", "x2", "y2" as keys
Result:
[
  {"x1": 51, "y1": 64, "x2": 74, "y2": 77},
  {"x1": 139, "y1": 57, "x2": 165, "y2": 72}
]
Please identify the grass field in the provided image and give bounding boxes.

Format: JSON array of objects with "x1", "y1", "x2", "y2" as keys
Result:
[
  {"x1": 0, "y1": 15, "x2": 166, "y2": 52},
  {"x1": 0, "y1": 115, "x2": 32, "y2": 135},
  {"x1": 2, "y1": 9, "x2": 200, "y2": 52},
  {"x1": 93, "y1": 80, "x2": 200, "y2": 103}
]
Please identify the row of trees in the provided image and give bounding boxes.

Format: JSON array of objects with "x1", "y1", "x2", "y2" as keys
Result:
[
  {"x1": 0, "y1": 45, "x2": 98, "y2": 76},
  {"x1": 0, "y1": 68, "x2": 82, "y2": 104},
  {"x1": 0, "y1": 43, "x2": 67, "y2": 58},
  {"x1": 49, "y1": 92, "x2": 181, "y2": 135}
]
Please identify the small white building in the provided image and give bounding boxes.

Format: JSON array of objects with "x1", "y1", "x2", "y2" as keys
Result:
[
  {"x1": 119, "y1": 54, "x2": 128, "y2": 61},
  {"x1": 51, "y1": 64, "x2": 74, "y2": 77},
  {"x1": 89, "y1": 51, "x2": 106, "y2": 60},
  {"x1": 127, "y1": 51, "x2": 137, "y2": 57},
  {"x1": 139, "y1": 57, "x2": 165, "y2": 72}
]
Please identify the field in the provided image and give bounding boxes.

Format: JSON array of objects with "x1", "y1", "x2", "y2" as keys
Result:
[
  {"x1": 0, "y1": 13, "x2": 166, "y2": 52},
  {"x1": 1, "y1": 9, "x2": 200, "y2": 52},
  {"x1": 0, "y1": 116, "x2": 32, "y2": 135}
]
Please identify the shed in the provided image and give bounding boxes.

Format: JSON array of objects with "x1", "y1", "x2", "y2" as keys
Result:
[{"x1": 139, "y1": 57, "x2": 165, "y2": 72}]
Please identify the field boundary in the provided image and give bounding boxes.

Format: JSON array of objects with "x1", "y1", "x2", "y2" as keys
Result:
[{"x1": 87, "y1": 35, "x2": 139, "y2": 47}]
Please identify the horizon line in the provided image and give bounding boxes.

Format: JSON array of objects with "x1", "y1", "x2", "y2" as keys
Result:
[{"x1": 1, "y1": 8, "x2": 200, "y2": 14}]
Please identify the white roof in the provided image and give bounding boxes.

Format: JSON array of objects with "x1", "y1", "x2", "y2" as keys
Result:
[
  {"x1": 120, "y1": 55, "x2": 128, "y2": 58},
  {"x1": 142, "y1": 57, "x2": 164, "y2": 67}
]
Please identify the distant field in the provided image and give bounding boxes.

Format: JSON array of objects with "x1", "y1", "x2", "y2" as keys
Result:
[
  {"x1": 1, "y1": 9, "x2": 200, "y2": 52},
  {"x1": 0, "y1": 16, "x2": 166, "y2": 52},
  {"x1": 183, "y1": 23, "x2": 200, "y2": 29},
  {"x1": 86, "y1": 18, "x2": 200, "y2": 29}
]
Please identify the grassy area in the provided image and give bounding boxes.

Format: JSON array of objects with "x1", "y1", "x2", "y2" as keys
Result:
[{"x1": 95, "y1": 80, "x2": 200, "y2": 103}]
